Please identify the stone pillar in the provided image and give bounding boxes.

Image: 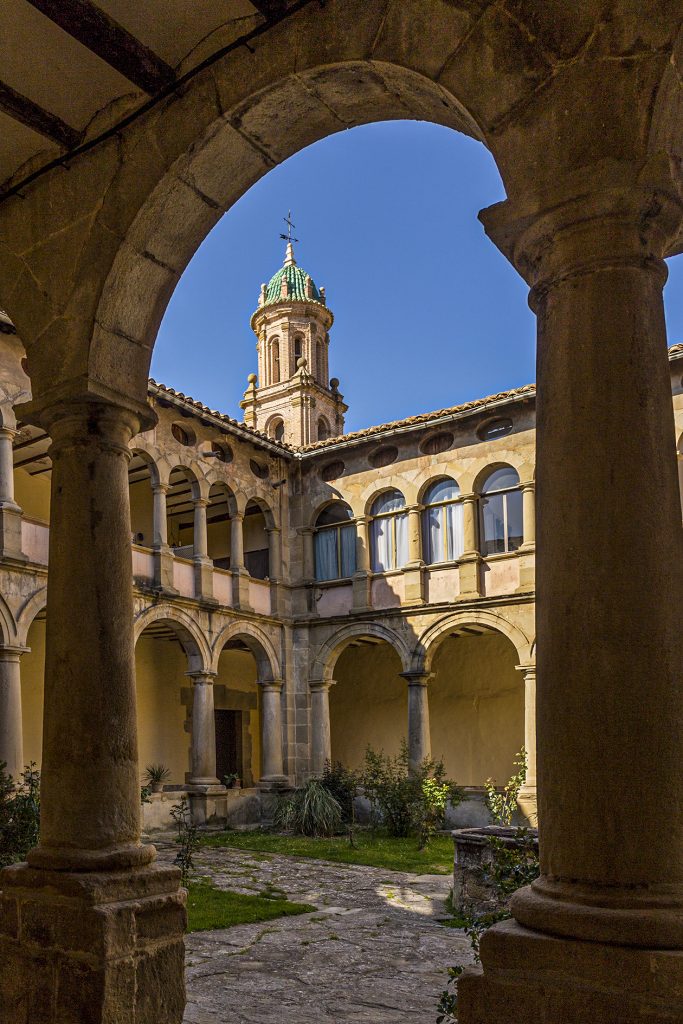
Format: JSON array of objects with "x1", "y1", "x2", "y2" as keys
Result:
[
  {"x1": 515, "y1": 664, "x2": 537, "y2": 825},
  {"x1": 260, "y1": 680, "x2": 285, "y2": 782},
  {"x1": 0, "y1": 647, "x2": 25, "y2": 781},
  {"x1": 193, "y1": 496, "x2": 214, "y2": 601},
  {"x1": 458, "y1": 493, "x2": 481, "y2": 597},
  {"x1": 402, "y1": 671, "x2": 431, "y2": 770},
  {"x1": 0, "y1": 394, "x2": 186, "y2": 1024},
  {"x1": 403, "y1": 505, "x2": 425, "y2": 605},
  {"x1": 152, "y1": 483, "x2": 176, "y2": 592},
  {"x1": 0, "y1": 425, "x2": 25, "y2": 561},
  {"x1": 517, "y1": 480, "x2": 536, "y2": 592},
  {"x1": 230, "y1": 511, "x2": 251, "y2": 609},
  {"x1": 267, "y1": 526, "x2": 281, "y2": 614},
  {"x1": 352, "y1": 516, "x2": 372, "y2": 610},
  {"x1": 458, "y1": 179, "x2": 683, "y2": 1021},
  {"x1": 188, "y1": 672, "x2": 219, "y2": 785},
  {"x1": 310, "y1": 681, "x2": 332, "y2": 774},
  {"x1": 300, "y1": 526, "x2": 316, "y2": 615}
]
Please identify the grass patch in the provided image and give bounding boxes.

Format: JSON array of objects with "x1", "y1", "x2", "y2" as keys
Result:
[
  {"x1": 185, "y1": 880, "x2": 315, "y2": 933},
  {"x1": 200, "y1": 829, "x2": 454, "y2": 874}
]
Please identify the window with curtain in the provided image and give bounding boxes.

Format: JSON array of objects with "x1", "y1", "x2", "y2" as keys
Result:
[
  {"x1": 314, "y1": 503, "x2": 356, "y2": 581},
  {"x1": 370, "y1": 489, "x2": 409, "y2": 572},
  {"x1": 480, "y1": 465, "x2": 523, "y2": 555},
  {"x1": 422, "y1": 477, "x2": 464, "y2": 564}
]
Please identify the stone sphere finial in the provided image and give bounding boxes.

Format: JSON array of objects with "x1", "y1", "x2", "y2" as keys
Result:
[
  {"x1": 297, "y1": 356, "x2": 307, "y2": 369},
  {"x1": 330, "y1": 377, "x2": 340, "y2": 391},
  {"x1": 247, "y1": 372, "x2": 257, "y2": 384}
]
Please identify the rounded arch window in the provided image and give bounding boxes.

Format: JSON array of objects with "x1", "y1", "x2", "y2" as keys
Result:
[
  {"x1": 212, "y1": 441, "x2": 233, "y2": 463},
  {"x1": 171, "y1": 422, "x2": 194, "y2": 446},
  {"x1": 269, "y1": 337, "x2": 280, "y2": 384},
  {"x1": 480, "y1": 465, "x2": 523, "y2": 555},
  {"x1": 268, "y1": 418, "x2": 285, "y2": 442},
  {"x1": 478, "y1": 417, "x2": 513, "y2": 441},
  {"x1": 317, "y1": 417, "x2": 331, "y2": 442},
  {"x1": 422, "y1": 477, "x2": 463, "y2": 564},
  {"x1": 314, "y1": 502, "x2": 356, "y2": 581},
  {"x1": 370, "y1": 489, "x2": 408, "y2": 572}
]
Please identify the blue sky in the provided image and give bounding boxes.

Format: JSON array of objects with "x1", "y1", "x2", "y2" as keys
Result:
[{"x1": 153, "y1": 120, "x2": 683, "y2": 433}]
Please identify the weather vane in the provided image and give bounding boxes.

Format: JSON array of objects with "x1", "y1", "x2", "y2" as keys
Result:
[{"x1": 280, "y1": 210, "x2": 299, "y2": 245}]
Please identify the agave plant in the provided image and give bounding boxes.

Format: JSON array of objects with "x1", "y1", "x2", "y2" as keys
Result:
[
  {"x1": 144, "y1": 763, "x2": 171, "y2": 792},
  {"x1": 274, "y1": 779, "x2": 342, "y2": 837}
]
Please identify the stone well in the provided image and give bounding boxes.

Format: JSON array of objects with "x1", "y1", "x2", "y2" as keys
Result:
[{"x1": 452, "y1": 826, "x2": 539, "y2": 916}]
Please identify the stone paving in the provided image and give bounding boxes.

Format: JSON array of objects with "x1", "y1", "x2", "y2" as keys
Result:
[{"x1": 154, "y1": 835, "x2": 473, "y2": 1023}]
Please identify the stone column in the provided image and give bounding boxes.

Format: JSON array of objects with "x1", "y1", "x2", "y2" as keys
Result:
[
  {"x1": 300, "y1": 526, "x2": 316, "y2": 615},
  {"x1": 0, "y1": 647, "x2": 25, "y2": 781},
  {"x1": 458, "y1": 493, "x2": 481, "y2": 596},
  {"x1": 152, "y1": 483, "x2": 176, "y2": 592},
  {"x1": 267, "y1": 526, "x2": 281, "y2": 614},
  {"x1": 402, "y1": 671, "x2": 431, "y2": 770},
  {"x1": 260, "y1": 680, "x2": 285, "y2": 782},
  {"x1": 0, "y1": 425, "x2": 25, "y2": 561},
  {"x1": 517, "y1": 480, "x2": 536, "y2": 592},
  {"x1": 515, "y1": 664, "x2": 537, "y2": 825},
  {"x1": 459, "y1": 178, "x2": 683, "y2": 1021},
  {"x1": 310, "y1": 681, "x2": 332, "y2": 774},
  {"x1": 188, "y1": 672, "x2": 219, "y2": 785},
  {"x1": 352, "y1": 515, "x2": 371, "y2": 610},
  {"x1": 230, "y1": 511, "x2": 251, "y2": 609},
  {"x1": 0, "y1": 394, "x2": 186, "y2": 1024},
  {"x1": 403, "y1": 505, "x2": 425, "y2": 605},
  {"x1": 193, "y1": 496, "x2": 214, "y2": 601}
]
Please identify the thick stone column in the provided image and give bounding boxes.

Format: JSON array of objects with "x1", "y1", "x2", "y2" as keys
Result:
[
  {"x1": 188, "y1": 672, "x2": 219, "y2": 785},
  {"x1": 459, "y1": 176, "x2": 683, "y2": 1021},
  {"x1": 310, "y1": 681, "x2": 332, "y2": 774},
  {"x1": 351, "y1": 516, "x2": 372, "y2": 610},
  {"x1": 402, "y1": 671, "x2": 431, "y2": 770},
  {"x1": 260, "y1": 680, "x2": 285, "y2": 782},
  {"x1": 403, "y1": 505, "x2": 425, "y2": 605},
  {"x1": 0, "y1": 393, "x2": 185, "y2": 1024},
  {"x1": 458, "y1": 493, "x2": 481, "y2": 596},
  {"x1": 0, "y1": 424, "x2": 25, "y2": 561},
  {"x1": 0, "y1": 646, "x2": 25, "y2": 780},
  {"x1": 515, "y1": 664, "x2": 537, "y2": 825},
  {"x1": 152, "y1": 483, "x2": 176, "y2": 592},
  {"x1": 231, "y1": 511, "x2": 251, "y2": 609},
  {"x1": 193, "y1": 496, "x2": 214, "y2": 601}
]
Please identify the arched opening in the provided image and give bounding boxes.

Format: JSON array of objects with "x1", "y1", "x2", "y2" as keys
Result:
[
  {"x1": 20, "y1": 610, "x2": 46, "y2": 769},
  {"x1": 268, "y1": 417, "x2": 285, "y2": 442},
  {"x1": 243, "y1": 498, "x2": 270, "y2": 580},
  {"x1": 428, "y1": 628, "x2": 523, "y2": 789},
  {"x1": 369, "y1": 489, "x2": 409, "y2": 572},
  {"x1": 206, "y1": 481, "x2": 233, "y2": 569},
  {"x1": 128, "y1": 451, "x2": 155, "y2": 548},
  {"x1": 317, "y1": 416, "x2": 331, "y2": 442},
  {"x1": 166, "y1": 466, "x2": 198, "y2": 555},
  {"x1": 479, "y1": 465, "x2": 523, "y2": 556},
  {"x1": 329, "y1": 636, "x2": 407, "y2": 769},
  {"x1": 214, "y1": 637, "x2": 261, "y2": 787},
  {"x1": 422, "y1": 476, "x2": 464, "y2": 565},
  {"x1": 270, "y1": 337, "x2": 280, "y2": 384},
  {"x1": 314, "y1": 501, "x2": 356, "y2": 581}
]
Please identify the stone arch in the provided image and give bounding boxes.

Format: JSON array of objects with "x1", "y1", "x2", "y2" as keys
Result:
[
  {"x1": 210, "y1": 621, "x2": 280, "y2": 682},
  {"x1": 417, "y1": 471, "x2": 462, "y2": 505},
  {"x1": 412, "y1": 609, "x2": 533, "y2": 673},
  {"x1": 129, "y1": 445, "x2": 161, "y2": 488},
  {"x1": 472, "y1": 460, "x2": 524, "y2": 494},
  {"x1": 133, "y1": 604, "x2": 211, "y2": 673},
  {"x1": 15, "y1": 586, "x2": 46, "y2": 647},
  {"x1": 0, "y1": 589, "x2": 19, "y2": 646},
  {"x1": 310, "y1": 621, "x2": 412, "y2": 685}
]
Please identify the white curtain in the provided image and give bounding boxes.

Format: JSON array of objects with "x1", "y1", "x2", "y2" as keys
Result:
[
  {"x1": 340, "y1": 525, "x2": 356, "y2": 577},
  {"x1": 445, "y1": 501, "x2": 464, "y2": 560},
  {"x1": 315, "y1": 529, "x2": 338, "y2": 580},
  {"x1": 394, "y1": 512, "x2": 409, "y2": 567},
  {"x1": 371, "y1": 517, "x2": 392, "y2": 571}
]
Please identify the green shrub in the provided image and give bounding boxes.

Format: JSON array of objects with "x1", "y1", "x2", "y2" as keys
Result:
[
  {"x1": 274, "y1": 778, "x2": 343, "y2": 837},
  {"x1": 0, "y1": 761, "x2": 40, "y2": 868},
  {"x1": 170, "y1": 798, "x2": 200, "y2": 887},
  {"x1": 362, "y1": 742, "x2": 462, "y2": 847},
  {"x1": 484, "y1": 747, "x2": 527, "y2": 826},
  {"x1": 320, "y1": 760, "x2": 359, "y2": 825}
]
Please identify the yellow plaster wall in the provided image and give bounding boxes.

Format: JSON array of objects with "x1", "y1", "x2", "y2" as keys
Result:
[
  {"x1": 21, "y1": 618, "x2": 45, "y2": 767},
  {"x1": 430, "y1": 634, "x2": 523, "y2": 786},
  {"x1": 207, "y1": 519, "x2": 231, "y2": 561},
  {"x1": 330, "y1": 643, "x2": 407, "y2": 768},
  {"x1": 14, "y1": 469, "x2": 50, "y2": 523},
  {"x1": 135, "y1": 636, "x2": 189, "y2": 784},
  {"x1": 215, "y1": 648, "x2": 261, "y2": 781},
  {"x1": 129, "y1": 479, "x2": 153, "y2": 543}
]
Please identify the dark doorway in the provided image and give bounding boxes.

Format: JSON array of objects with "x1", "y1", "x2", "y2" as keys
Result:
[{"x1": 215, "y1": 709, "x2": 243, "y2": 782}]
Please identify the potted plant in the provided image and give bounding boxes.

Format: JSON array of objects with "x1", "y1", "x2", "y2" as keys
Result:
[
  {"x1": 222, "y1": 772, "x2": 241, "y2": 790},
  {"x1": 144, "y1": 763, "x2": 170, "y2": 794}
]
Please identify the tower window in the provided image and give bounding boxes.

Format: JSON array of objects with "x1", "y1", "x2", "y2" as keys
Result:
[
  {"x1": 317, "y1": 417, "x2": 331, "y2": 441},
  {"x1": 270, "y1": 338, "x2": 280, "y2": 383},
  {"x1": 268, "y1": 418, "x2": 285, "y2": 442},
  {"x1": 294, "y1": 336, "x2": 303, "y2": 364}
]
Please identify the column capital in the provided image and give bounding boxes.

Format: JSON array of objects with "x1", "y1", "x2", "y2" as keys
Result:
[
  {"x1": 310, "y1": 678, "x2": 334, "y2": 692},
  {"x1": 18, "y1": 389, "x2": 156, "y2": 451},
  {"x1": 515, "y1": 663, "x2": 536, "y2": 677},
  {"x1": 261, "y1": 678, "x2": 283, "y2": 692},
  {"x1": 400, "y1": 670, "x2": 432, "y2": 687},
  {"x1": 187, "y1": 670, "x2": 216, "y2": 685},
  {"x1": 480, "y1": 165, "x2": 683, "y2": 303},
  {"x1": 0, "y1": 425, "x2": 18, "y2": 442},
  {"x1": 152, "y1": 482, "x2": 168, "y2": 495},
  {"x1": 520, "y1": 479, "x2": 535, "y2": 492},
  {"x1": 0, "y1": 645, "x2": 29, "y2": 661},
  {"x1": 194, "y1": 496, "x2": 209, "y2": 508},
  {"x1": 232, "y1": 510, "x2": 245, "y2": 521},
  {"x1": 459, "y1": 491, "x2": 478, "y2": 503},
  {"x1": 266, "y1": 524, "x2": 280, "y2": 535}
]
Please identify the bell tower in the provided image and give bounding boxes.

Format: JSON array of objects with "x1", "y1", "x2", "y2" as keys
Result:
[{"x1": 241, "y1": 236, "x2": 347, "y2": 446}]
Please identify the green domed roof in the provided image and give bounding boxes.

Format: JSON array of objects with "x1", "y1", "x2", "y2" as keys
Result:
[{"x1": 262, "y1": 244, "x2": 324, "y2": 306}]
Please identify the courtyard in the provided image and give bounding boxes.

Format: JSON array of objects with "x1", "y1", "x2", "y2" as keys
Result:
[{"x1": 153, "y1": 834, "x2": 471, "y2": 1024}]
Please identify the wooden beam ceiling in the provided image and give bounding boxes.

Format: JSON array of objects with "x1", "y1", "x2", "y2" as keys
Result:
[
  {"x1": 0, "y1": 81, "x2": 80, "y2": 149},
  {"x1": 25, "y1": 0, "x2": 175, "y2": 95}
]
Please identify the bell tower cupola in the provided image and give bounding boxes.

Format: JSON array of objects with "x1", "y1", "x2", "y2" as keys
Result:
[{"x1": 241, "y1": 221, "x2": 347, "y2": 446}]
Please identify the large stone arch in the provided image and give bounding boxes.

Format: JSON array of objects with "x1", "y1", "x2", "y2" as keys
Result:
[
  {"x1": 0, "y1": 588, "x2": 19, "y2": 646},
  {"x1": 210, "y1": 620, "x2": 280, "y2": 682},
  {"x1": 310, "y1": 620, "x2": 412, "y2": 685},
  {"x1": 15, "y1": 586, "x2": 47, "y2": 647},
  {"x1": 133, "y1": 604, "x2": 211, "y2": 673},
  {"x1": 412, "y1": 608, "x2": 532, "y2": 672}
]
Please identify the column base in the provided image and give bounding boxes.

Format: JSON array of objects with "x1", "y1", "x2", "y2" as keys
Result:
[
  {"x1": 0, "y1": 861, "x2": 186, "y2": 1024},
  {"x1": 457, "y1": 918, "x2": 683, "y2": 1024},
  {"x1": 515, "y1": 784, "x2": 537, "y2": 826}
]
